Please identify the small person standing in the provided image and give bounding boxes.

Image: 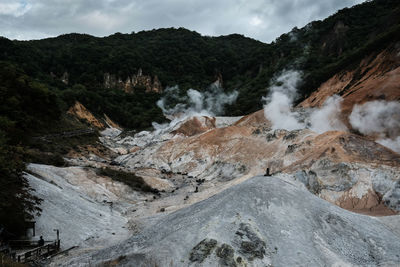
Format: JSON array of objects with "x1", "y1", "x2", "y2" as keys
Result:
[{"x1": 38, "y1": 236, "x2": 44, "y2": 246}]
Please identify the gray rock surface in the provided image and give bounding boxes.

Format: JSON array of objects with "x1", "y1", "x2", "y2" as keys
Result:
[
  {"x1": 60, "y1": 176, "x2": 400, "y2": 267},
  {"x1": 383, "y1": 179, "x2": 400, "y2": 210}
]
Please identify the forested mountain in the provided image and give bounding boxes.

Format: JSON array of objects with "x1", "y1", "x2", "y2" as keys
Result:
[
  {"x1": 1, "y1": 0, "x2": 399, "y2": 123},
  {"x1": 0, "y1": 0, "x2": 400, "y2": 238}
]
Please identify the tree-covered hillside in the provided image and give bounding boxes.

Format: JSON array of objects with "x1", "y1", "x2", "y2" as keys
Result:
[{"x1": 1, "y1": 0, "x2": 399, "y2": 121}]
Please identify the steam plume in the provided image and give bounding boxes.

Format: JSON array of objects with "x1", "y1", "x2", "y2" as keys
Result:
[
  {"x1": 157, "y1": 84, "x2": 238, "y2": 118},
  {"x1": 263, "y1": 70, "x2": 304, "y2": 131},
  {"x1": 309, "y1": 95, "x2": 347, "y2": 134},
  {"x1": 262, "y1": 70, "x2": 400, "y2": 153},
  {"x1": 349, "y1": 100, "x2": 400, "y2": 153},
  {"x1": 263, "y1": 70, "x2": 346, "y2": 133},
  {"x1": 152, "y1": 84, "x2": 238, "y2": 132}
]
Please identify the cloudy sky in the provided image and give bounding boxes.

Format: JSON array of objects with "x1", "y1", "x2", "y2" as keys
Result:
[{"x1": 0, "y1": 0, "x2": 365, "y2": 43}]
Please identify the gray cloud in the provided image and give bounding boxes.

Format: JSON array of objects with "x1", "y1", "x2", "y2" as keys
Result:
[{"x1": 0, "y1": 0, "x2": 365, "y2": 42}]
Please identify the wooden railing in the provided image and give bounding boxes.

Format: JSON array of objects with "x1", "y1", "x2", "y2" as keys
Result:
[
  {"x1": 9, "y1": 240, "x2": 40, "y2": 249},
  {"x1": 32, "y1": 128, "x2": 96, "y2": 142},
  {"x1": 13, "y1": 240, "x2": 60, "y2": 263}
]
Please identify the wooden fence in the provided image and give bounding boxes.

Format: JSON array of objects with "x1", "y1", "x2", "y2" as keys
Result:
[
  {"x1": 32, "y1": 128, "x2": 96, "y2": 142},
  {"x1": 11, "y1": 240, "x2": 60, "y2": 263}
]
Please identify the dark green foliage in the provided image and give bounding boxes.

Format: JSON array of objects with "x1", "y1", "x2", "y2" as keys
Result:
[
  {"x1": 97, "y1": 167, "x2": 157, "y2": 193},
  {"x1": 0, "y1": 62, "x2": 62, "y2": 143},
  {"x1": 0, "y1": 63, "x2": 61, "y2": 238},
  {"x1": 228, "y1": 0, "x2": 400, "y2": 114},
  {"x1": 24, "y1": 114, "x2": 103, "y2": 166},
  {"x1": 25, "y1": 150, "x2": 66, "y2": 167},
  {"x1": 2, "y1": 1, "x2": 398, "y2": 119},
  {"x1": 0, "y1": 134, "x2": 42, "y2": 238},
  {"x1": 59, "y1": 86, "x2": 165, "y2": 130}
]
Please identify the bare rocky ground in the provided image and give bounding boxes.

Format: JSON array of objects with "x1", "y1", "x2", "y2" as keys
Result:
[
  {"x1": 25, "y1": 112, "x2": 400, "y2": 266},
  {"x1": 50, "y1": 177, "x2": 400, "y2": 267}
]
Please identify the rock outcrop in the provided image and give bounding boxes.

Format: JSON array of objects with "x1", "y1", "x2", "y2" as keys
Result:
[
  {"x1": 103, "y1": 68, "x2": 162, "y2": 93},
  {"x1": 171, "y1": 116, "x2": 216, "y2": 136},
  {"x1": 67, "y1": 101, "x2": 105, "y2": 129},
  {"x1": 67, "y1": 101, "x2": 122, "y2": 134}
]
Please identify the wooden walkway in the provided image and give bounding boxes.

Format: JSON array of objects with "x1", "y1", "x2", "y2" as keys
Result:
[
  {"x1": 9, "y1": 240, "x2": 60, "y2": 263},
  {"x1": 32, "y1": 128, "x2": 96, "y2": 142}
]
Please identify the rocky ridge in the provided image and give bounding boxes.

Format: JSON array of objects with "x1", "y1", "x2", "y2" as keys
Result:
[{"x1": 103, "y1": 68, "x2": 162, "y2": 93}]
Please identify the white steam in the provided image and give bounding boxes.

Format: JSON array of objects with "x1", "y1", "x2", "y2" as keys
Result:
[
  {"x1": 349, "y1": 100, "x2": 400, "y2": 153},
  {"x1": 157, "y1": 85, "x2": 238, "y2": 119},
  {"x1": 153, "y1": 84, "x2": 238, "y2": 132},
  {"x1": 349, "y1": 101, "x2": 400, "y2": 136},
  {"x1": 263, "y1": 70, "x2": 346, "y2": 133},
  {"x1": 263, "y1": 71, "x2": 304, "y2": 131},
  {"x1": 309, "y1": 95, "x2": 347, "y2": 134},
  {"x1": 376, "y1": 137, "x2": 400, "y2": 154},
  {"x1": 262, "y1": 70, "x2": 400, "y2": 153}
]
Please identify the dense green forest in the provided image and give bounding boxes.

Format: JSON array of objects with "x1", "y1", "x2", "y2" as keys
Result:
[
  {"x1": 0, "y1": 0, "x2": 400, "y2": 237},
  {"x1": 0, "y1": 62, "x2": 55, "y2": 237},
  {"x1": 1, "y1": 0, "x2": 399, "y2": 121}
]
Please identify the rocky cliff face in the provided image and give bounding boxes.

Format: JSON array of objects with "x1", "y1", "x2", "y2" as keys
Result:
[
  {"x1": 300, "y1": 42, "x2": 400, "y2": 119},
  {"x1": 103, "y1": 68, "x2": 163, "y2": 93},
  {"x1": 67, "y1": 101, "x2": 105, "y2": 129},
  {"x1": 67, "y1": 101, "x2": 123, "y2": 132}
]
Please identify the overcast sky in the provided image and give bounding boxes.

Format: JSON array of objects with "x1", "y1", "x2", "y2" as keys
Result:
[{"x1": 0, "y1": 0, "x2": 365, "y2": 43}]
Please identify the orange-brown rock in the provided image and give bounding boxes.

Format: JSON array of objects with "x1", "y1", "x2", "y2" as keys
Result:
[
  {"x1": 234, "y1": 109, "x2": 270, "y2": 128},
  {"x1": 299, "y1": 42, "x2": 400, "y2": 124},
  {"x1": 171, "y1": 116, "x2": 216, "y2": 136},
  {"x1": 336, "y1": 189, "x2": 398, "y2": 216},
  {"x1": 104, "y1": 114, "x2": 122, "y2": 130},
  {"x1": 67, "y1": 101, "x2": 105, "y2": 129},
  {"x1": 103, "y1": 69, "x2": 162, "y2": 93},
  {"x1": 154, "y1": 123, "x2": 400, "y2": 180},
  {"x1": 282, "y1": 131, "x2": 400, "y2": 173}
]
